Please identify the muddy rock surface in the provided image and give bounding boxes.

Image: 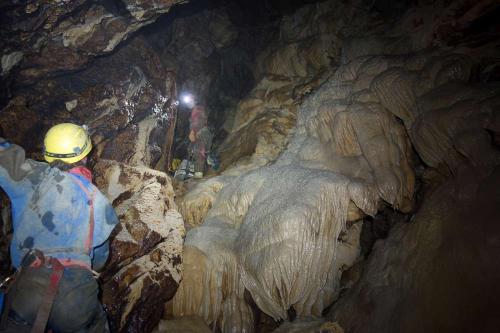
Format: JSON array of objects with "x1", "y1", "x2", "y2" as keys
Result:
[
  {"x1": 328, "y1": 167, "x2": 500, "y2": 333},
  {"x1": 94, "y1": 160, "x2": 184, "y2": 333}
]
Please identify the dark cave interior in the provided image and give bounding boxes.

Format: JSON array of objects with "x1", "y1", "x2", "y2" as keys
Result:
[{"x1": 0, "y1": 0, "x2": 499, "y2": 332}]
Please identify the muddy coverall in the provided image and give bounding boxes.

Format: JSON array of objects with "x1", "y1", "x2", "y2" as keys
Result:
[{"x1": 0, "y1": 138, "x2": 119, "y2": 332}]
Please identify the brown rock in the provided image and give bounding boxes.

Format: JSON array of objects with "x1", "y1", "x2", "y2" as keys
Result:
[
  {"x1": 328, "y1": 168, "x2": 500, "y2": 333},
  {"x1": 1, "y1": 0, "x2": 186, "y2": 85},
  {"x1": 94, "y1": 160, "x2": 184, "y2": 333}
]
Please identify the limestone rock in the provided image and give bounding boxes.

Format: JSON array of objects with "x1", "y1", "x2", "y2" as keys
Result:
[
  {"x1": 93, "y1": 160, "x2": 185, "y2": 333},
  {"x1": 171, "y1": 2, "x2": 500, "y2": 332},
  {"x1": 214, "y1": 0, "x2": 364, "y2": 172},
  {"x1": 1, "y1": 1, "x2": 499, "y2": 333},
  {"x1": 172, "y1": 69, "x2": 413, "y2": 327},
  {"x1": 0, "y1": 0, "x2": 186, "y2": 85}
]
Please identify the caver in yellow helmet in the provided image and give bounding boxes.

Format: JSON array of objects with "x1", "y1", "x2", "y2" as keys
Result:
[{"x1": 43, "y1": 123, "x2": 92, "y2": 164}]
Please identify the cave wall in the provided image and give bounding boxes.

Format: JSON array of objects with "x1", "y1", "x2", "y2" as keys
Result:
[
  {"x1": 0, "y1": 0, "x2": 189, "y2": 169},
  {"x1": 328, "y1": 165, "x2": 500, "y2": 333},
  {"x1": 0, "y1": 0, "x2": 282, "y2": 166}
]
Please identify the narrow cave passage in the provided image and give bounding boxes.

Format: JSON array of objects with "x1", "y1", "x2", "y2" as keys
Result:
[{"x1": 0, "y1": 1, "x2": 499, "y2": 333}]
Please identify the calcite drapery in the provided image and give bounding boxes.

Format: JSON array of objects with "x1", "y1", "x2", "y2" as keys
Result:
[
  {"x1": 170, "y1": 1, "x2": 500, "y2": 332},
  {"x1": 170, "y1": 3, "x2": 416, "y2": 328}
]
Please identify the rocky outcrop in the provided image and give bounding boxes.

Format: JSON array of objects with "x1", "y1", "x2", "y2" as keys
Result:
[{"x1": 93, "y1": 160, "x2": 184, "y2": 333}]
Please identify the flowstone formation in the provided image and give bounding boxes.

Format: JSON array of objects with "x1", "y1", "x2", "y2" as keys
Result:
[
  {"x1": 170, "y1": 0, "x2": 500, "y2": 332},
  {"x1": 216, "y1": 1, "x2": 352, "y2": 172},
  {"x1": 0, "y1": 0, "x2": 498, "y2": 332},
  {"x1": 170, "y1": 2, "x2": 416, "y2": 331}
]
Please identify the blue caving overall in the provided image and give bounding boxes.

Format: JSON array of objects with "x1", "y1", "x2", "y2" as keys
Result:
[{"x1": 0, "y1": 138, "x2": 119, "y2": 332}]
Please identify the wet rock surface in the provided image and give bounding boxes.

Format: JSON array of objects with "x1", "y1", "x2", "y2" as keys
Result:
[
  {"x1": 94, "y1": 160, "x2": 184, "y2": 333},
  {"x1": 0, "y1": 0, "x2": 186, "y2": 90},
  {"x1": 1, "y1": 34, "x2": 179, "y2": 171}
]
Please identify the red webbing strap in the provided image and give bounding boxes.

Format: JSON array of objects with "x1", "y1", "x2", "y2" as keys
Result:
[
  {"x1": 31, "y1": 258, "x2": 64, "y2": 333},
  {"x1": 85, "y1": 194, "x2": 95, "y2": 254},
  {"x1": 72, "y1": 177, "x2": 96, "y2": 255}
]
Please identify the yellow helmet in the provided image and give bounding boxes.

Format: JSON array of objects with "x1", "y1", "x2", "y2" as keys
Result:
[{"x1": 43, "y1": 123, "x2": 92, "y2": 164}]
